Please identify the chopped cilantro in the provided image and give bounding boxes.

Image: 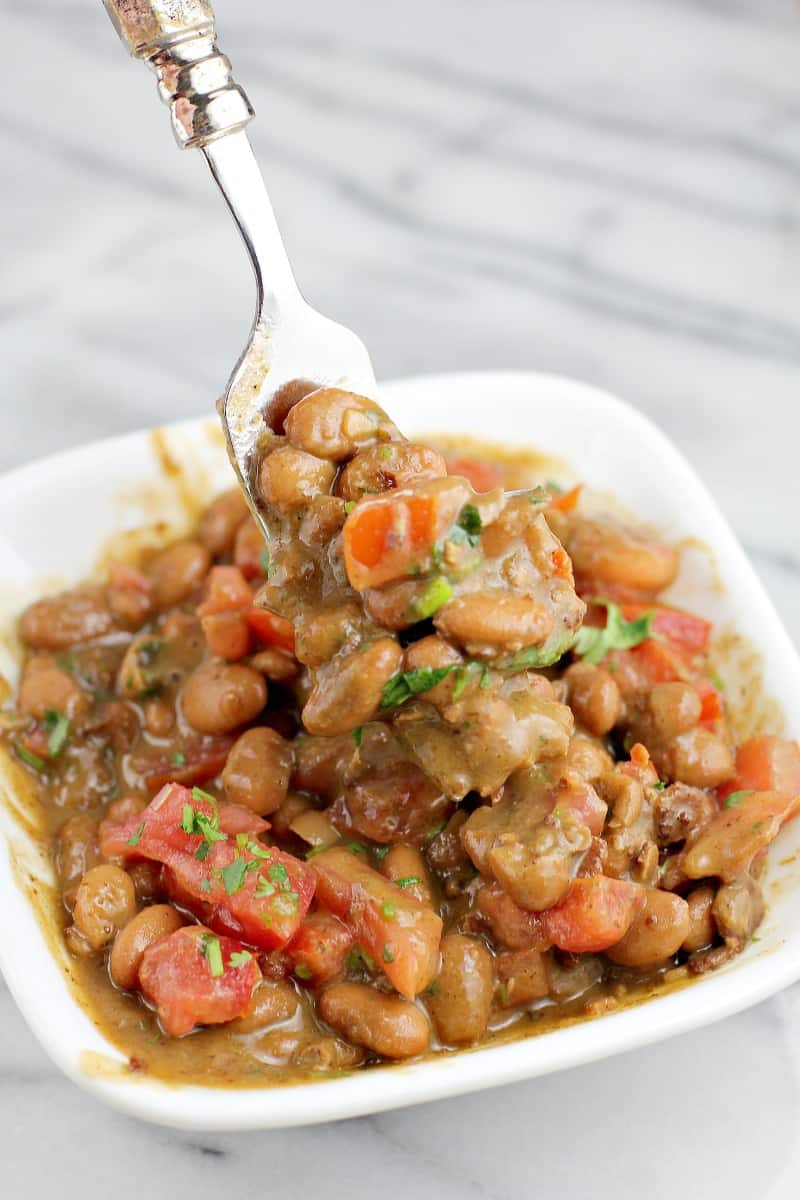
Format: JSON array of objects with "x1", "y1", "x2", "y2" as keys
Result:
[
  {"x1": 44, "y1": 710, "x2": 70, "y2": 758},
  {"x1": 378, "y1": 446, "x2": 394, "y2": 461},
  {"x1": 382, "y1": 944, "x2": 395, "y2": 963},
  {"x1": 229, "y1": 950, "x2": 253, "y2": 968},
  {"x1": 344, "y1": 500, "x2": 357, "y2": 514},
  {"x1": 724, "y1": 790, "x2": 750, "y2": 809},
  {"x1": 273, "y1": 891, "x2": 299, "y2": 917},
  {"x1": 201, "y1": 934, "x2": 224, "y2": 978},
  {"x1": 267, "y1": 862, "x2": 290, "y2": 890},
  {"x1": 199, "y1": 877, "x2": 212, "y2": 894},
  {"x1": 221, "y1": 856, "x2": 255, "y2": 896},
  {"x1": 259, "y1": 545, "x2": 271, "y2": 575},
  {"x1": 652, "y1": 780, "x2": 667, "y2": 791},
  {"x1": 192, "y1": 786, "x2": 218, "y2": 807},
  {"x1": 500, "y1": 628, "x2": 579, "y2": 670},
  {"x1": 381, "y1": 900, "x2": 397, "y2": 920},
  {"x1": 424, "y1": 821, "x2": 447, "y2": 843},
  {"x1": 395, "y1": 876, "x2": 421, "y2": 889},
  {"x1": 529, "y1": 485, "x2": 549, "y2": 505},
  {"x1": 497, "y1": 982, "x2": 510, "y2": 1006},
  {"x1": 345, "y1": 841, "x2": 367, "y2": 857},
  {"x1": 573, "y1": 602, "x2": 654, "y2": 665},
  {"x1": 452, "y1": 667, "x2": 468, "y2": 701},
  {"x1": 56, "y1": 652, "x2": 76, "y2": 673},
  {"x1": 181, "y1": 804, "x2": 195, "y2": 834},
  {"x1": 14, "y1": 743, "x2": 45, "y2": 772},
  {"x1": 294, "y1": 963, "x2": 313, "y2": 980},
  {"x1": 194, "y1": 841, "x2": 211, "y2": 862},
  {"x1": 372, "y1": 845, "x2": 389, "y2": 862},
  {"x1": 255, "y1": 874, "x2": 276, "y2": 898},
  {"x1": 304, "y1": 845, "x2": 327, "y2": 860},
  {"x1": 427, "y1": 980, "x2": 441, "y2": 997},
  {"x1": 171, "y1": 751, "x2": 187, "y2": 768},
  {"x1": 347, "y1": 947, "x2": 376, "y2": 974},
  {"x1": 457, "y1": 504, "x2": 482, "y2": 544},
  {"x1": 413, "y1": 576, "x2": 453, "y2": 620},
  {"x1": 709, "y1": 670, "x2": 725, "y2": 693},
  {"x1": 380, "y1": 666, "x2": 457, "y2": 710},
  {"x1": 352, "y1": 725, "x2": 363, "y2": 748},
  {"x1": 480, "y1": 663, "x2": 491, "y2": 689},
  {"x1": 126, "y1": 821, "x2": 146, "y2": 848}
]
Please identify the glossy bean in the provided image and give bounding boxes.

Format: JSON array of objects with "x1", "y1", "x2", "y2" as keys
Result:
[
  {"x1": 145, "y1": 540, "x2": 211, "y2": 610},
  {"x1": 18, "y1": 655, "x2": 90, "y2": 721},
  {"x1": 222, "y1": 726, "x2": 293, "y2": 815},
  {"x1": 258, "y1": 445, "x2": 336, "y2": 511},
  {"x1": 302, "y1": 638, "x2": 403, "y2": 736},
  {"x1": 182, "y1": 661, "x2": 267, "y2": 734},
  {"x1": 564, "y1": 662, "x2": 621, "y2": 736},
  {"x1": 435, "y1": 590, "x2": 553, "y2": 654},
  {"x1": 110, "y1": 905, "x2": 184, "y2": 990},
  {"x1": 648, "y1": 682, "x2": 702, "y2": 740},
  {"x1": 19, "y1": 586, "x2": 114, "y2": 650},
  {"x1": 319, "y1": 982, "x2": 430, "y2": 1059},
  {"x1": 682, "y1": 885, "x2": 717, "y2": 953},
  {"x1": 427, "y1": 934, "x2": 494, "y2": 1045},
  {"x1": 73, "y1": 865, "x2": 137, "y2": 951},
  {"x1": 229, "y1": 978, "x2": 300, "y2": 1032},
  {"x1": 337, "y1": 443, "x2": 446, "y2": 500},
  {"x1": 381, "y1": 844, "x2": 435, "y2": 908},
  {"x1": 198, "y1": 489, "x2": 250, "y2": 556},
  {"x1": 606, "y1": 888, "x2": 690, "y2": 967},
  {"x1": 284, "y1": 388, "x2": 401, "y2": 461},
  {"x1": 666, "y1": 728, "x2": 734, "y2": 789}
]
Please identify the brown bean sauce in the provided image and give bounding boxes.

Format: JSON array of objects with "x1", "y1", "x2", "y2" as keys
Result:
[{"x1": 4, "y1": 392, "x2": 798, "y2": 1089}]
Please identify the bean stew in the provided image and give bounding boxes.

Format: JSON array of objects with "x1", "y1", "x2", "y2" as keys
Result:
[{"x1": 4, "y1": 383, "x2": 800, "y2": 1087}]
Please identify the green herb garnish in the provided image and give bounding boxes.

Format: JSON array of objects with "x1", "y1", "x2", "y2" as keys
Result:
[
  {"x1": 380, "y1": 666, "x2": 456, "y2": 710},
  {"x1": 381, "y1": 900, "x2": 397, "y2": 920},
  {"x1": 259, "y1": 545, "x2": 271, "y2": 575},
  {"x1": 372, "y1": 845, "x2": 389, "y2": 862},
  {"x1": 457, "y1": 504, "x2": 482, "y2": 544},
  {"x1": 14, "y1": 743, "x2": 45, "y2": 772},
  {"x1": 267, "y1": 862, "x2": 290, "y2": 890},
  {"x1": 724, "y1": 790, "x2": 750, "y2": 809},
  {"x1": 221, "y1": 856, "x2": 256, "y2": 896},
  {"x1": 573, "y1": 602, "x2": 654, "y2": 665},
  {"x1": 352, "y1": 726, "x2": 363, "y2": 748},
  {"x1": 181, "y1": 804, "x2": 195, "y2": 834},
  {"x1": 171, "y1": 751, "x2": 187, "y2": 768},
  {"x1": 229, "y1": 950, "x2": 253, "y2": 968},
  {"x1": 44, "y1": 710, "x2": 70, "y2": 757},
  {"x1": 395, "y1": 876, "x2": 421, "y2": 889},
  {"x1": 126, "y1": 821, "x2": 146, "y2": 848},
  {"x1": 345, "y1": 841, "x2": 367, "y2": 857},
  {"x1": 294, "y1": 963, "x2": 313, "y2": 980},
  {"x1": 382, "y1": 944, "x2": 395, "y2": 963},
  {"x1": 500, "y1": 628, "x2": 579, "y2": 671},
  {"x1": 201, "y1": 934, "x2": 224, "y2": 978},
  {"x1": 413, "y1": 576, "x2": 453, "y2": 620}
]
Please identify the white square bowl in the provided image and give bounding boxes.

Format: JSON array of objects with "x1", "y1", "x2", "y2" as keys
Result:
[{"x1": 1, "y1": 370, "x2": 799, "y2": 1131}]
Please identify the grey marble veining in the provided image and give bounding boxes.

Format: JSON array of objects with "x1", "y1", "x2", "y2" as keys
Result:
[{"x1": 2, "y1": 0, "x2": 800, "y2": 1195}]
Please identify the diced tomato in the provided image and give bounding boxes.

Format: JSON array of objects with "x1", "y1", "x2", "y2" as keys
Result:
[
  {"x1": 621, "y1": 604, "x2": 712, "y2": 655},
  {"x1": 539, "y1": 876, "x2": 645, "y2": 953},
  {"x1": 312, "y1": 846, "x2": 442, "y2": 997},
  {"x1": 245, "y1": 606, "x2": 296, "y2": 653},
  {"x1": 553, "y1": 780, "x2": 607, "y2": 835},
  {"x1": 684, "y1": 789, "x2": 800, "y2": 882},
  {"x1": 619, "y1": 742, "x2": 660, "y2": 787},
  {"x1": 342, "y1": 480, "x2": 471, "y2": 591},
  {"x1": 201, "y1": 610, "x2": 252, "y2": 660},
  {"x1": 445, "y1": 455, "x2": 504, "y2": 493},
  {"x1": 129, "y1": 737, "x2": 234, "y2": 793},
  {"x1": 549, "y1": 484, "x2": 582, "y2": 514},
  {"x1": 718, "y1": 735, "x2": 800, "y2": 805},
  {"x1": 99, "y1": 783, "x2": 314, "y2": 949},
  {"x1": 287, "y1": 910, "x2": 354, "y2": 985},
  {"x1": 139, "y1": 924, "x2": 261, "y2": 1037},
  {"x1": 697, "y1": 683, "x2": 724, "y2": 725},
  {"x1": 197, "y1": 566, "x2": 254, "y2": 617},
  {"x1": 475, "y1": 884, "x2": 550, "y2": 951}
]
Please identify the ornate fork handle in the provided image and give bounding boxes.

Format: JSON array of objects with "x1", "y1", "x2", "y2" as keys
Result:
[{"x1": 103, "y1": 0, "x2": 254, "y2": 148}]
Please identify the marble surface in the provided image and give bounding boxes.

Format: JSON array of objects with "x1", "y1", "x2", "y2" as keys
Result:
[{"x1": 2, "y1": 0, "x2": 800, "y2": 1194}]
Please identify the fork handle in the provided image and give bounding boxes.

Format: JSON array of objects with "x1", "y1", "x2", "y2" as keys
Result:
[{"x1": 103, "y1": 0, "x2": 253, "y2": 148}]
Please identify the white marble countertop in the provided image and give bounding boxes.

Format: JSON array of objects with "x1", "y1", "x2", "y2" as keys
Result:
[{"x1": 2, "y1": 0, "x2": 800, "y2": 1194}]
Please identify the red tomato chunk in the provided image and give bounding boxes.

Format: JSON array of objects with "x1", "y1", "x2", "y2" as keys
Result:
[
  {"x1": 539, "y1": 876, "x2": 645, "y2": 953},
  {"x1": 139, "y1": 925, "x2": 261, "y2": 1037}
]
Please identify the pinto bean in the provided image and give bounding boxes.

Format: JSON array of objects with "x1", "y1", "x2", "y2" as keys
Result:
[
  {"x1": 665, "y1": 729, "x2": 734, "y2": 789},
  {"x1": 228, "y1": 978, "x2": 300, "y2": 1032},
  {"x1": 495, "y1": 947, "x2": 549, "y2": 1007},
  {"x1": 302, "y1": 638, "x2": 403, "y2": 736},
  {"x1": 565, "y1": 517, "x2": 678, "y2": 592},
  {"x1": 294, "y1": 601, "x2": 363, "y2": 669},
  {"x1": 566, "y1": 737, "x2": 615, "y2": 782},
  {"x1": 19, "y1": 586, "x2": 114, "y2": 650},
  {"x1": 299, "y1": 495, "x2": 347, "y2": 547},
  {"x1": 362, "y1": 579, "x2": 429, "y2": 631},
  {"x1": 109, "y1": 905, "x2": 184, "y2": 990},
  {"x1": 182, "y1": 660, "x2": 267, "y2": 734},
  {"x1": 18, "y1": 655, "x2": 90, "y2": 721},
  {"x1": 259, "y1": 444, "x2": 336, "y2": 511},
  {"x1": 264, "y1": 378, "x2": 320, "y2": 434},
  {"x1": 57, "y1": 815, "x2": 100, "y2": 911},
  {"x1": 222, "y1": 726, "x2": 293, "y2": 815},
  {"x1": 606, "y1": 888, "x2": 690, "y2": 967},
  {"x1": 291, "y1": 1036, "x2": 365, "y2": 1072},
  {"x1": 249, "y1": 647, "x2": 300, "y2": 683},
  {"x1": 337, "y1": 443, "x2": 447, "y2": 500},
  {"x1": 319, "y1": 983, "x2": 430, "y2": 1059},
  {"x1": 435, "y1": 591, "x2": 553, "y2": 655},
  {"x1": 648, "y1": 683, "x2": 702, "y2": 740},
  {"x1": 145, "y1": 540, "x2": 211, "y2": 610},
  {"x1": 144, "y1": 697, "x2": 174, "y2": 737},
  {"x1": 198, "y1": 489, "x2": 250, "y2": 556},
  {"x1": 73, "y1": 865, "x2": 137, "y2": 951},
  {"x1": 284, "y1": 388, "x2": 401, "y2": 461},
  {"x1": 564, "y1": 662, "x2": 621, "y2": 736},
  {"x1": 382, "y1": 844, "x2": 435, "y2": 908},
  {"x1": 683, "y1": 885, "x2": 717, "y2": 953},
  {"x1": 427, "y1": 934, "x2": 494, "y2": 1045},
  {"x1": 712, "y1": 877, "x2": 765, "y2": 942}
]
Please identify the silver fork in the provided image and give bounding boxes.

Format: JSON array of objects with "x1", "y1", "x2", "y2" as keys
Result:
[{"x1": 103, "y1": 0, "x2": 377, "y2": 536}]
